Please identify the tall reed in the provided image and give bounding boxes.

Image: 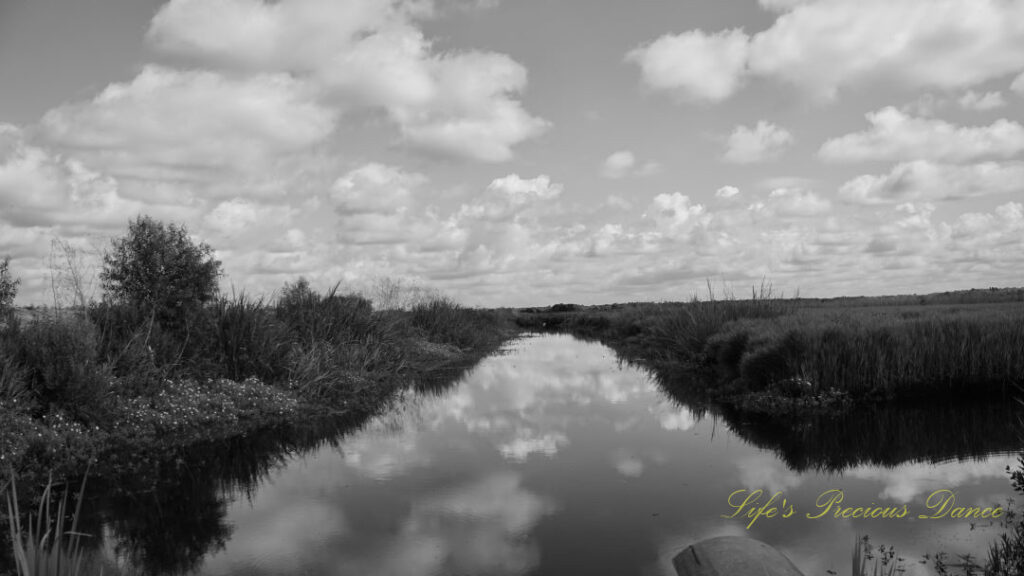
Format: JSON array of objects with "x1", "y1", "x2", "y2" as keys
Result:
[{"x1": 5, "y1": 473, "x2": 93, "y2": 576}]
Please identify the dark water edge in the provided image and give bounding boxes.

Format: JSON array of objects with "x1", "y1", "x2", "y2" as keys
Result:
[{"x1": 3, "y1": 334, "x2": 1022, "y2": 576}]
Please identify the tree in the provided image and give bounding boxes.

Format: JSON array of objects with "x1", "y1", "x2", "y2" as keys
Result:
[
  {"x1": 100, "y1": 216, "x2": 222, "y2": 320},
  {"x1": 0, "y1": 256, "x2": 19, "y2": 312}
]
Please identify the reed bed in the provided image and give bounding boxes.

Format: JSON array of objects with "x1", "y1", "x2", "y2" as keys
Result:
[
  {"x1": 707, "y1": 306, "x2": 1024, "y2": 398},
  {"x1": 518, "y1": 287, "x2": 1024, "y2": 401}
]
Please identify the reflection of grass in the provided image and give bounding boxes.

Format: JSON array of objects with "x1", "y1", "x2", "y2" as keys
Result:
[
  {"x1": 851, "y1": 536, "x2": 904, "y2": 576},
  {"x1": 6, "y1": 473, "x2": 94, "y2": 576}
]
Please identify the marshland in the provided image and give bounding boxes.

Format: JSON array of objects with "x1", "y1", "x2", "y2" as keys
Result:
[{"x1": 1, "y1": 218, "x2": 1023, "y2": 576}]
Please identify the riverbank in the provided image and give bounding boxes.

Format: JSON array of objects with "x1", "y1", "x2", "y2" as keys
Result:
[
  {"x1": 0, "y1": 289, "x2": 518, "y2": 488},
  {"x1": 514, "y1": 287, "x2": 1024, "y2": 413}
]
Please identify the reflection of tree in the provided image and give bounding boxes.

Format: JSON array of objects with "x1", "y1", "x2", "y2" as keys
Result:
[
  {"x1": 91, "y1": 415, "x2": 372, "y2": 575},
  {"x1": 104, "y1": 477, "x2": 231, "y2": 575}
]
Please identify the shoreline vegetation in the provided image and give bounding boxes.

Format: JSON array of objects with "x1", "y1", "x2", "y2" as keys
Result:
[
  {"x1": 513, "y1": 283, "x2": 1024, "y2": 413},
  {"x1": 0, "y1": 217, "x2": 517, "y2": 491}
]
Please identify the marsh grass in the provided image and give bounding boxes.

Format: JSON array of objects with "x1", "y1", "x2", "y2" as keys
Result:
[
  {"x1": 708, "y1": 306, "x2": 1024, "y2": 397},
  {"x1": 519, "y1": 285, "x2": 1024, "y2": 401},
  {"x1": 6, "y1": 474, "x2": 95, "y2": 576}
]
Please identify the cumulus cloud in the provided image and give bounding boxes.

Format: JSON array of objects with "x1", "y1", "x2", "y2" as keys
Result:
[
  {"x1": 147, "y1": 0, "x2": 547, "y2": 162},
  {"x1": 838, "y1": 161, "x2": 1024, "y2": 204},
  {"x1": 40, "y1": 66, "x2": 335, "y2": 182},
  {"x1": 626, "y1": 29, "x2": 749, "y2": 102},
  {"x1": 958, "y1": 91, "x2": 1006, "y2": 111},
  {"x1": 0, "y1": 125, "x2": 166, "y2": 231},
  {"x1": 820, "y1": 107, "x2": 1024, "y2": 163},
  {"x1": 644, "y1": 193, "x2": 709, "y2": 238},
  {"x1": 633, "y1": 0, "x2": 1024, "y2": 101},
  {"x1": 749, "y1": 0, "x2": 1024, "y2": 99},
  {"x1": 723, "y1": 121, "x2": 794, "y2": 163},
  {"x1": 601, "y1": 150, "x2": 659, "y2": 179}
]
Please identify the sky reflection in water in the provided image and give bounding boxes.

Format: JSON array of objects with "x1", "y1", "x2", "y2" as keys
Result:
[{"x1": 196, "y1": 334, "x2": 1017, "y2": 576}]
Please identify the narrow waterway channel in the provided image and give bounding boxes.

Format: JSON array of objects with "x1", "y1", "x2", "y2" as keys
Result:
[{"x1": 96, "y1": 334, "x2": 1020, "y2": 576}]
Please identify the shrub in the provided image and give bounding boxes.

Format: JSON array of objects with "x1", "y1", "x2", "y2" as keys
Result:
[
  {"x1": 0, "y1": 257, "x2": 17, "y2": 314},
  {"x1": 100, "y1": 216, "x2": 222, "y2": 325},
  {"x1": 10, "y1": 313, "x2": 110, "y2": 423}
]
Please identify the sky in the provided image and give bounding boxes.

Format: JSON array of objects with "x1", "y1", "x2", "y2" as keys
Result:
[{"x1": 1, "y1": 0, "x2": 1023, "y2": 307}]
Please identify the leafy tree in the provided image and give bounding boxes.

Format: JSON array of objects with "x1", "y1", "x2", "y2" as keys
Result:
[
  {"x1": 100, "y1": 216, "x2": 222, "y2": 321},
  {"x1": 0, "y1": 256, "x2": 19, "y2": 312}
]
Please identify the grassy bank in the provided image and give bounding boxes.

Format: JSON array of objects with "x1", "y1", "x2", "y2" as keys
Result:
[
  {"x1": 515, "y1": 287, "x2": 1024, "y2": 408},
  {"x1": 0, "y1": 285, "x2": 515, "y2": 486}
]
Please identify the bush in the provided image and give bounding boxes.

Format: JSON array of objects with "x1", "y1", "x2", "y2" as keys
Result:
[
  {"x1": 100, "y1": 216, "x2": 222, "y2": 325},
  {"x1": 10, "y1": 313, "x2": 111, "y2": 423},
  {"x1": 0, "y1": 256, "x2": 17, "y2": 313}
]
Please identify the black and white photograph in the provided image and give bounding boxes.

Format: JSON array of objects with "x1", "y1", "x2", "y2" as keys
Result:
[{"x1": 1, "y1": 0, "x2": 1024, "y2": 574}]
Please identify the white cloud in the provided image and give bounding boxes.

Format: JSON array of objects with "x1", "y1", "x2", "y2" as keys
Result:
[
  {"x1": 602, "y1": 150, "x2": 635, "y2": 179},
  {"x1": 626, "y1": 29, "x2": 749, "y2": 102},
  {"x1": 40, "y1": 66, "x2": 335, "y2": 181},
  {"x1": 1012, "y1": 72, "x2": 1024, "y2": 95},
  {"x1": 634, "y1": 0, "x2": 1024, "y2": 101},
  {"x1": 601, "y1": 150, "x2": 659, "y2": 179},
  {"x1": 958, "y1": 91, "x2": 1006, "y2": 111},
  {"x1": 332, "y1": 163, "x2": 425, "y2": 215},
  {"x1": 644, "y1": 193, "x2": 709, "y2": 238},
  {"x1": 820, "y1": 107, "x2": 1024, "y2": 163},
  {"x1": 605, "y1": 195, "x2": 633, "y2": 210},
  {"x1": 204, "y1": 199, "x2": 289, "y2": 237},
  {"x1": 147, "y1": 0, "x2": 548, "y2": 162},
  {"x1": 757, "y1": 0, "x2": 811, "y2": 12},
  {"x1": 723, "y1": 121, "x2": 794, "y2": 163},
  {"x1": 715, "y1": 186, "x2": 740, "y2": 199},
  {"x1": 839, "y1": 161, "x2": 1024, "y2": 204},
  {"x1": 0, "y1": 126, "x2": 164, "y2": 231},
  {"x1": 760, "y1": 187, "x2": 831, "y2": 217},
  {"x1": 748, "y1": 0, "x2": 1024, "y2": 99}
]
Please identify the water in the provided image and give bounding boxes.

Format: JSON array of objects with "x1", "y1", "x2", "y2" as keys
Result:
[{"x1": 95, "y1": 334, "x2": 1020, "y2": 576}]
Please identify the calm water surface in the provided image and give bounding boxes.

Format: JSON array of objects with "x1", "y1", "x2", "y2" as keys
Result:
[{"x1": 100, "y1": 334, "x2": 1019, "y2": 576}]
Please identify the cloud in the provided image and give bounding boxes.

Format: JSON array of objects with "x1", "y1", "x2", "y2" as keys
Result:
[
  {"x1": 715, "y1": 186, "x2": 740, "y2": 199},
  {"x1": 819, "y1": 107, "x2": 1024, "y2": 163},
  {"x1": 0, "y1": 125, "x2": 169, "y2": 231},
  {"x1": 749, "y1": 0, "x2": 1024, "y2": 99},
  {"x1": 757, "y1": 0, "x2": 811, "y2": 11},
  {"x1": 633, "y1": 0, "x2": 1024, "y2": 101},
  {"x1": 1013, "y1": 72, "x2": 1024, "y2": 95},
  {"x1": 626, "y1": 29, "x2": 749, "y2": 102},
  {"x1": 757, "y1": 187, "x2": 831, "y2": 217},
  {"x1": 147, "y1": 0, "x2": 547, "y2": 162},
  {"x1": 333, "y1": 163, "x2": 425, "y2": 215},
  {"x1": 601, "y1": 150, "x2": 659, "y2": 179},
  {"x1": 958, "y1": 91, "x2": 1006, "y2": 111},
  {"x1": 839, "y1": 161, "x2": 1024, "y2": 204},
  {"x1": 602, "y1": 150, "x2": 635, "y2": 178},
  {"x1": 40, "y1": 66, "x2": 336, "y2": 182},
  {"x1": 723, "y1": 121, "x2": 794, "y2": 163},
  {"x1": 644, "y1": 193, "x2": 709, "y2": 238}
]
